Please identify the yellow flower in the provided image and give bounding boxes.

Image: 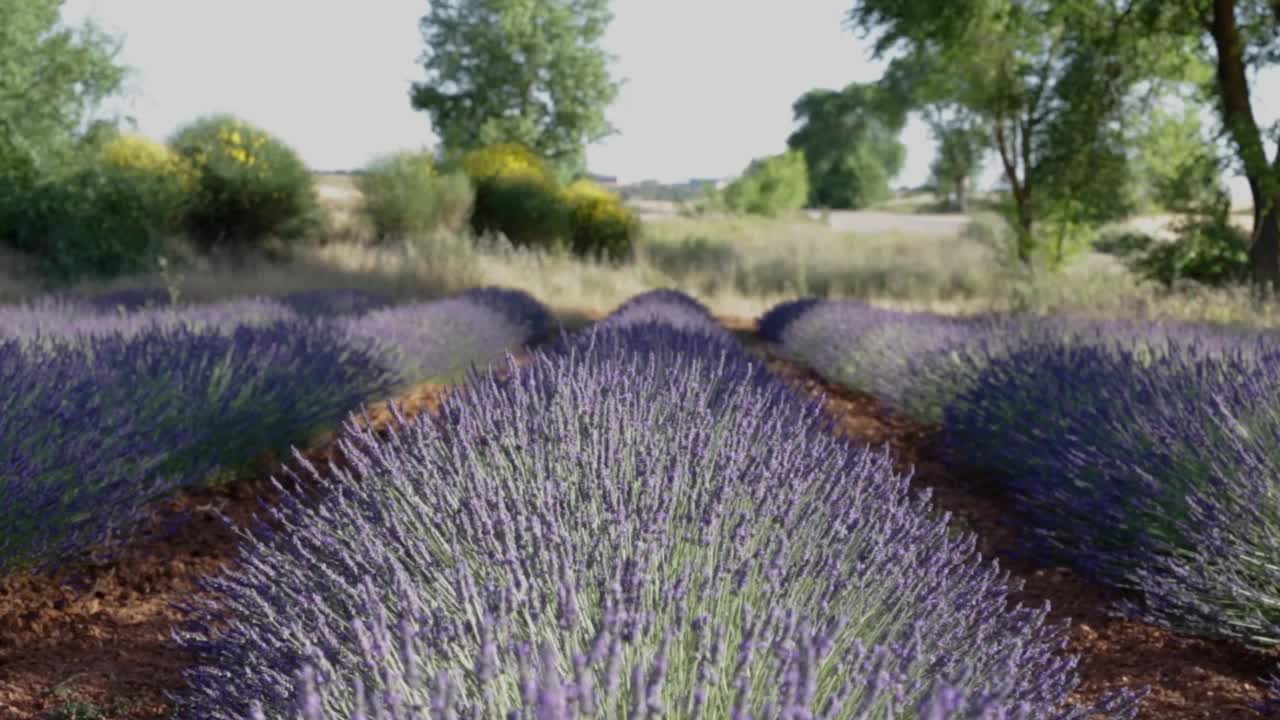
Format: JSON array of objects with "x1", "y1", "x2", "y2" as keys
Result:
[
  {"x1": 562, "y1": 179, "x2": 616, "y2": 203},
  {"x1": 460, "y1": 143, "x2": 554, "y2": 185}
]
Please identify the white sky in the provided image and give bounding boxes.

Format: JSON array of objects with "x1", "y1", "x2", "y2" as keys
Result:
[{"x1": 61, "y1": 0, "x2": 1277, "y2": 200}]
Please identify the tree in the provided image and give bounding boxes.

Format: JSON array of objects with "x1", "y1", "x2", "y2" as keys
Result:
[
  {"x1": 1060, "y1": 0, "x2": 1280, "y2": 284},
  {"x1": 721, "y1": 150, "x2": 811, "y2": 217},
  {"x1": 926, "y1": 112, "x2": 987, "y2": 211},
  {"x1": 1131, "y1": 104, "x2": 1227, "y2": 214},
  {"x1": 786, "y1": 83, "x2": 906, "y2": 209},
  {"x1": 847, "y1": 0, "x2": 1190, "y2": 267},
  {"x1": 410, "y1": 0, "x2": 621, "y2": 181},
  {"x1": 1134, "y1": 0, "x2": 1280, "y2": 285},
  {"x1": 0, "y1": 0, "x2": 126, "y2": 180}
]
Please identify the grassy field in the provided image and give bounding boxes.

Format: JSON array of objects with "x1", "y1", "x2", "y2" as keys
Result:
[{"x1": 1, "y1": 176, "x2": 1274, "y2": 328}]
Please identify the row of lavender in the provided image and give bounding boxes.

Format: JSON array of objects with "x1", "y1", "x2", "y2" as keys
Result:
[
  {"x1": 0, "y1": 287, "x2": 552, "y2": 575},
  {"x1": 169, "y1": 289, "x2": 1141, "y2": 719},
  {"x1": 763, "y1": 298, "x2": 1280, "y2": 701}
]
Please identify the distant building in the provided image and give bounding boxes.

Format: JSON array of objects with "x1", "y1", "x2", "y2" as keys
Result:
[{"x1": 586, "y1": 173, "x2": 619, "y2": 188}]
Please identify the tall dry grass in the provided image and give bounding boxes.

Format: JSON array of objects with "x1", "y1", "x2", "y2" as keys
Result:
[{"x1": 4, "y1": 178, "x2": 1278, "y2": 328}]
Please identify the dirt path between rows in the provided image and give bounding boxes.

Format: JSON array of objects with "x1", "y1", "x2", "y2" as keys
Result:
[
  {"x1": 736, "y1": 328, "x2": 1279, "y2": 720},
  {"x1": 1, "y1": 317, "x2": 1276, "y2": 718}
]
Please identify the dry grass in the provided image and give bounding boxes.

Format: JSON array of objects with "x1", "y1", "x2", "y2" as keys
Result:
[{"x1": 3, "y1": 179, "x2": 1277, "y2": 328}]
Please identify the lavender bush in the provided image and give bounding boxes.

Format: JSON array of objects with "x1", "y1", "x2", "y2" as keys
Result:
[
  {"x1": 279, "y1": 289, "x2": 393, "y2": 318},
  {"x1": 1, "y1": 334, "x2": 187, "y2": 573},
  {"x1": 172, "y1": 297, "x2": 1139, "y2": 719},
  {"x1": 764, "y1": 298, "x2": 1280, "y2": 696},
  {"x1": 764, "y1": 300, "x2": 1000, "y2": 423},
  {"x1": 603, "y1": 287, "x2": 726, "y2": 336},
  {"x1": 0, "y1": 320, "x2": 398, "y2": 575},
  {"x1": 945, "y1": 333, "x2": 1280, "y2": 648},
  {"x1": 0, "y1": 296, "x2": 301, "y2": 343},
  {"x1": 457, "y1": 286, "x2": 557, "y2": 342},
  {"x1": 339, "y1": 297, "x2": 543, "y2": 386},
  {"x1": 756, "y1": 297, "x2": 823, "y2": 343},
  {"x1": 0, "y1": 288, "x2": 553, "y2": 575},
  {"x1": 762, "y1": 298, "x2": 1267, "y2": 425},
  {"x1": 87, "y1": 287, "x2": 175, "y2": 312}
]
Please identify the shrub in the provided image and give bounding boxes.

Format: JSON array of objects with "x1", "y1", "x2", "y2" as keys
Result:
[
  {"x1": 99, "y1": 133, "x2": 198, "y2": 227},
  {"x1": 602, "y1": 287, "x2": 724, "y2": 334},
  {"x1": 170, "y1": 115, "x2": 322, "y2": 251},
  {"x1": 458, "y1": 142, "x2": 556, "y2": 186},
  {"x1": 0, "y1": 315, "x2": 400, "y2": 575},
  {"x1": 0, "y1": 133, "x2": 199, "y2": 280},
  {"x1": 1128, "y1": 214, "x2": 1249, "y2": 288},
  {"x1": 338, "y1": 289, "x2": 553, "y2": 385},
  {"x1": 561, "y1": 179, "x2": 640, "y2": 262},
  {"x1": 276, "y1": 288, "x2": 391, "y2": 318},
  {"x1": 456, "y1": 286, "x2": 556, "y2": 340},
  {"x1": 767, "y1": 295, "x2": 1280, "y2": 694},
  {"x1": 722, "y1": 150, "x2": 810, "y2": 217},
  {"x1": 1093, "y1": 227, "x2": 1155, "y2": 258},
  {"x1": 457, "y1": 143, "x2": 569, "y2": 251},
  {"x1": 469, "y1": 174, "x2": 571, "y2": 251},
  {"x1": 0, "y1": 289, "x2": 552, "y2": 575},
  {"x1": 356, "y1": 150, "x2": 474, "y2": 240},
  {"x1": 769, "y1": 300, "x2": 988, "y2": 423},
  {"x1": 173, "y1": 292, "x2": 1139, "y2": 718}
]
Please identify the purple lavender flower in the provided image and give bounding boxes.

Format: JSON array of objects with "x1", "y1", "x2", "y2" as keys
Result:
[
  {"x1": 0, "y1": 287, "x2": 551, "y2": 575},
  {"x1": 278, "y1": 289, "x2": 393, "y2": 318},
  {"x1": 763, "y1": 297, "x2": 1280, "y2": 705},
  {"x1": 172, "y1": 292, "x2": 1137, "y2": 719}
]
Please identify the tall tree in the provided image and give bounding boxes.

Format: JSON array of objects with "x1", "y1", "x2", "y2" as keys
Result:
[
  {"x1": 925, "y1": 109, "x2": 987, "y2": 211},
  {"x1": 1145, "y1": 0, "x2": 1280, "y2": 285},
  {"x1": 1131, "y1": 103, "x2": 1227, "y2": 214},
  {"x1": 411, "y1": 0, "x2": 621, "y2": 180},
  {"x1": 1070, "y1": 0, "x2": 1280, "y2": 283},
  {"x1": 0, "y1": 0, "x2": 126, "y2": 180},
  {"x1": 787, "y1": 82, "x2": 906, "y2": 209},
  {"x1": 848, "y1": 0, "x2": 1189, "y2": 266}
]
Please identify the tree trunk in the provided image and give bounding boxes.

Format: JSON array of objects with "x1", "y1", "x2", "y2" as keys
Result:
[
  {"x1": 1013, "y1": 197, "x2": 1034, "y2": 265},
  {"x1": 1254, "y1": 199, "x2": 1280, "y2": 288},
  {"x1": 1208, "y1": 0, "x2": 1280, "y2": 285},
  {"x1": 992, "y1": 118, "x2": 1034, "y2": 265}
]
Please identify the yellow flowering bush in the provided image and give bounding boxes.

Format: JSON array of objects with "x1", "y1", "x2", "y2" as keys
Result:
[
  {"x1": 458, "y1": 142, "x2": 556, "y2": 186},
  {"x1": 561, "y1": 179, "x2": 640, "y2": 262},
  {"x1": 169, "y1": 114, "x2": 321, "y2": 250},
  {"x1": 357, "y1": 149, "x2": 474, "y2": 240},
  {"x1": 1, "y1": 132, "x2": 195, "y2": 278},
  {"x1": 459, "y1": 143, "x2": 568, "y2": 251},
  {"x1": 98, "y1": 134, "x2": 197, "y2": 230},
  {"x1": 100, "y1": 134, "x2": 198, "y2": 191}
]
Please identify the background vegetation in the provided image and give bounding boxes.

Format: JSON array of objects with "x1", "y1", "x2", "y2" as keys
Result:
[{"x1": 0, "y1": 0, "x2": 1277, "y2": 331}]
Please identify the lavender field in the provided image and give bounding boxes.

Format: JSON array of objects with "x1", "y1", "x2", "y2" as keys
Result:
[
  {"x1": 0, "y1": 288, "x2": 550, "y2": 576},
  {"x1": 763, "y1": 297, "x2": 1280, "y2": 714},
  {"x1": 0, "y1": 286, "x2": 1275, "y2": 718}
]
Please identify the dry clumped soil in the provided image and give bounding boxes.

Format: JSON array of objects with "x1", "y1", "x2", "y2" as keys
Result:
[{"x1": 0, "y1": 317, "x2": 1274, "y2": 719}]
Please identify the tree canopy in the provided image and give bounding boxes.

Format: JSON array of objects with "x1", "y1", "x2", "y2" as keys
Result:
[
  {"x1": 0, "y1": 0, "x2": 127, "y2": 180},
  {"x1": 848, "y1": 0, "x2": 1200, "y2": 266},
  {"x1": 410, "y1": 0, "x2": 621, "y2": 181},
  {"x1": 787, "y1": 82, "x2": 906, "y2": 209}
]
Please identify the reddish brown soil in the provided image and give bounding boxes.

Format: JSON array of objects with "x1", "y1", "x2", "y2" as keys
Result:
[{"x1": 0, "y1": 315, "x2": 1275, "y2": 719}]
